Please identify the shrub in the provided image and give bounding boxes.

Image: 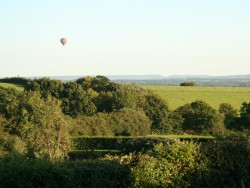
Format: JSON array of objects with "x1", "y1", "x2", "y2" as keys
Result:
[
  {"x1": 0, "y1": 155, "x2": 133, "y2": 188},
  {"x1": 198, "y1": 135, "x2": 250, "y2": 187},
  {"x1": 180, "y1": 81, "x2": 197, "y2": 86},
  {"x1": 69, "y1": 114, "x2": 113, "y2": 136},
  {"x1": 108, "y1": 108, "x2": 151, "y2": 136},
  {"x1": 71, "y1": 136, "x2": 176, "y2": 153},
  {"x1": 105, "y1": 140, "x2": 207, "y2": 188},
  {"x1": 68, "y1": 150, "x2": 122, "y2": 159}
]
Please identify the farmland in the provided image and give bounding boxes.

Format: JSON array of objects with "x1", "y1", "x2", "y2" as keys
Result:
[{"x1": 143, "y1": 85, "x2": 250, "y2": 110}]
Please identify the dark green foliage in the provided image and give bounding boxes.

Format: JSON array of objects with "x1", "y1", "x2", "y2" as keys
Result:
[
  {"x1": 219, "y1": 103, "x2": 238, "y2": 130},
  {"x1": 68, "y1": 150, "x2": 122, "y2": 159},
  {"x1": 60, "y1": 82, "x2": 97, "y2": 116},
  {"x1": 180, "y1": 81, "x2": 197, "y2": 86},
  {"x1": 108, "y1": 108, "x2": 151, "y2": 136},
  {"x1": 69, "y1": 114, "x2": 114, "y2": 136},
  {"x1": 195, "y1": 135, "x2": 250, "y2": 187},
  {"x1": 177, "y1": 100, "x2": 221, "y2": 134},
  {"x1": 94, "y1": 91, "x2": 114, "y2": 112},
  {"x1": 143, "y1": 93, "x2": 170, "y2": 132},
  {"x1": 0, "y1": 87, "x2": 19, "y2": 119},
  {"x1": 111, "y1": 84, "x2": 142, "y2": 110},
  {"x1": 237, "y1": 102, "x2": 250, "y2": 130},
  {"x1": 76, "y1": 75, "x2": 117, "y2": 92},
  {"x1": 0, "y1": 77, "x2": 30, "y2": 86},
  {"x1": 4, "y1": 92, "x2": 71, "y2": 161},
  {"x1": 107, "y1": 140, "x2": 206, "y2": 188},
  {"x1": 219, "y1": 103, "x2": 238, "y2": 116},
  {"x1": 71, "y1": 136, "x2": 176, "y2": 152},
  {"x1": 21, "y1": 76, "x2": 174, "y2": 134},
  {"x1": 25, "y1": 77, "x2": 64, "y2": 98},
  {"x1": 69, "y1": 109, "x2": 151, "y2": 137},
  {"x1": 162, "y1": 111, "x2": 184, "y2": 134},
  {"x1": 105, "y1": 136, "x2": 250, "y2": 187},
  {"x1": 0, "y1": 116, "x2": 14, "y2": 155},
  {"x1": 224, "y1": 102, "x2": 250, "y2": 131},
  {"x1": 0, "y1": 155, "x2": 133, "y2": 188}
]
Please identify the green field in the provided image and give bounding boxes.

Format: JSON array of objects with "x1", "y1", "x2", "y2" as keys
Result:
[
  {"x1": 0, "y1": 83, "x2": 24, "y2": 91},
  {"x1": 143, "y1": 85, "x2": 250, "y2": 110}
]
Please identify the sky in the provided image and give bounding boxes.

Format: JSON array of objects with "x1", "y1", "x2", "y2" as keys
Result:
[{"x1": 1, "y1": 0, "x2": 250, "y2": 77}]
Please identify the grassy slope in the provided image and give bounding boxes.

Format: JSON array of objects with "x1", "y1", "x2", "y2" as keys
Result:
[
  {"x1": 143, "y1": 85, "x2": 250, "y2": 110},
  {"x1": 0, "y1": 83, "x2": 24, "y2": 91}
]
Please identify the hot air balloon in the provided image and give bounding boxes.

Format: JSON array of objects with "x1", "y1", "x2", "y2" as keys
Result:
[{"x1": 60, "y1": 38, "x2": 67, "y2": 46}]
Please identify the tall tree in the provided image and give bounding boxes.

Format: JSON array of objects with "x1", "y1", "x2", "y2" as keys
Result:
[
  {"x1": 143, "y1": 93, "x2": 170, "y2": 132},
  {"x1": 6, "y1": 92, "x2": 71, "y2": 161}
]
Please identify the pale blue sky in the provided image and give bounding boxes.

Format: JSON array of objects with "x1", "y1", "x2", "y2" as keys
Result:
[{"x1": 1, "y1": 0, "x2": 250, "y2": 77}]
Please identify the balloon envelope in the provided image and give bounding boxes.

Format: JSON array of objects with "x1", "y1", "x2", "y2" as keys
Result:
[{"x1": 60, "y1": 38, "x2": 67, "y2": 46}]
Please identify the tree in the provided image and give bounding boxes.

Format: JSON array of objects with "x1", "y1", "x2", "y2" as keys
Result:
[
  {"x1": 0, "y1": 115, "x2": 25, "y2": 156},
  {"x1": 108, "y1": 108, "x2": 151, "y2": 136},
  {"x1": 0, "y1": 87, "x2": 19, "y2": 119},
  {"x1": 237, "y1": 102, "x2": 250, "y2": 130},
  {"x1": 69, "y1": 113, "x2": 113, "y2": 136},
  {"x1": 61, "y1": 82, "x2": 96, "y2": 116},
  {"x1": 94, "y1": 91, "x2": 114, "y2": 112},
  {"x1": 180, "y1": 82, "x2": 197, "y2": 86},
  {"x1": 177, "y1": 100, "x2": 220, "y2": 134},
  {"x1": 25, "y1": 77, "x2": 64, "y2": 98},
  {"x1": 6, "y1": 92, "x2": 71, "y2": 161},
  {"x1": 76, "y1": 75, "x2": 117, "y2": 92},
  {"x1": 143, "y1": 93, "x2": 170, "y2": 132},
  {"x1": 219, "y1": 103, "x2": 238, "y2": 130},
  {"x1": 164, "y1": 111, "x2": 184, "y2": 134}
]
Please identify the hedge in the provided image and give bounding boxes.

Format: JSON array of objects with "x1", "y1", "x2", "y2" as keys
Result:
[
  {"x1": 68, "y1": 150, "x2": 122, "y2": 159},
  {"x1": 71, "y1": 136, "x2": 214, "y2": 152},
  {"x1": 0, "y1": 155, "x2": 132, "y2": 188}
]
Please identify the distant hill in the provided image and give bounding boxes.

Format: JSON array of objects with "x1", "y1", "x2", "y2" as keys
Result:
[
  {"x1": 2, "y1": 74, "x2": 250, "y2": 87},
  {"x1": 112, "y1": 74, "x2": 250, "y2": 87}
]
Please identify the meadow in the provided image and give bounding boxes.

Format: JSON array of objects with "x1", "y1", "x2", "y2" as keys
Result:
[
  {"x1": 143, "y1": 85, "x2": 250, "y2": 110},
  {"x1": 0, "y1": 83, "x2": 24, "y2": 91}
]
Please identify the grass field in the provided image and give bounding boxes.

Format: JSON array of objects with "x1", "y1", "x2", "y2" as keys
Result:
[
  {"x1": 143, "y1": 85, "x2": 250, "y2": 111},
  {"x1": 0, "y1": 83, "x2": 24, "y2": 91}
]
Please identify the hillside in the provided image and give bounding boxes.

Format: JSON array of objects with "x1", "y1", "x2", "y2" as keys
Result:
[{"x1": 144, "y1": 85, "x2": 250, "y2": 110}]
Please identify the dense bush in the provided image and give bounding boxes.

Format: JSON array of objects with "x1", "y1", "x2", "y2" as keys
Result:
[
  {"x1": 105, "y1": 140, "x2": 206, "y2": 188},
  {"x1": 197, "y1": 135, "x2": 250, "y2": 187},
  {"x1": 69, "y1": 109, "x2": 151, "y2": 137},
  {"x1": 0, "y1": 155, "x2": 133, "y2": 188},
  {"x1": 108, "y1": 108, "x2": 151, "y2": 136},
  {"x1": 71, "y1": 136, "x2": 176, "y2": 152},
  {"x1": 69, "y1": 113, "x2": 113, "y2": 136},
  {"x1": 105, "y1": 136, "x2": 250, "y2": 187},
  {"x1": 68, "y1": 150, "x2": 122, "y2": 159},
  {"x1": 180, "y1": 81, "x2": 197, "y2": 86}
]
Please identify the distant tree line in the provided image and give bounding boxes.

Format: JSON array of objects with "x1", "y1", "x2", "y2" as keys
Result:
[{"x1": 0, "y1": 77, "x2": 30, "y2": 85}]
